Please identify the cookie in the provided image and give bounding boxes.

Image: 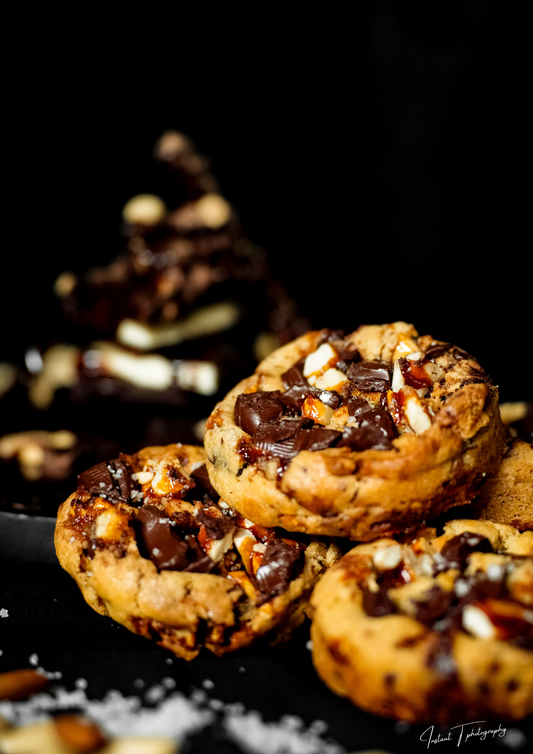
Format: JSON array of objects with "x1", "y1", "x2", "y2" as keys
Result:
[
  {"x1": 471, "y1": 439, "x2": 533, "y2": 531},
  {"x1": 205, "y1": 322, "x2": 505, "y2": 540},
  {"x1": 54, "y1": 444, "x2": 340, "y2": 660},
  {"x1": 309, "y1": 519, "x2": 533, "y2": 725}
]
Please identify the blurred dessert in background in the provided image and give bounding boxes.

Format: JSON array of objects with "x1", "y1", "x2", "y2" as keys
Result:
[
  {"x1": 1, "y1": 131, "x2": 309, "y2": 516},
  {"x1": 26, "y1": 131, "x2": 307, "y2": 421}
]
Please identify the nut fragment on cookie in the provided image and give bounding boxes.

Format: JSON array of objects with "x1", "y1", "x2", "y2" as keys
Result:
[
  {"x1": 55, "y1": 443, "x2": 341, "y2": 660},
  {"x1": 310, "y1": 519, "x2": 533, "y2": 725},
  {"x1": 204, "y1": 322, "x2": 505, "y2": 540}
]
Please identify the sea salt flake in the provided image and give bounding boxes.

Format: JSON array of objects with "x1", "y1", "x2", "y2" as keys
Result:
[{"x1": 145, "y1": 685, "x2": 165, "y2": 704}]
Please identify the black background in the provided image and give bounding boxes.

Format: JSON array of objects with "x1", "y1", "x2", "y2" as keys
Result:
[{"x1": 3, "y1": 1, "x2": 530, "y2": 402}]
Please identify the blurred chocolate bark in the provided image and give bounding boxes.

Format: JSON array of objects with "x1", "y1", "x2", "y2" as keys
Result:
[{"x1": 3, "y1": 131, "x2": 308, "y2": 516}]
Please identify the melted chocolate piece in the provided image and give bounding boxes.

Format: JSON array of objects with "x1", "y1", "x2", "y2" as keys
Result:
[
  {"x1": 253, "y1": 419, "x2": 306, "y2": 450},
  {"x1": 195, "y1": 508, "x2": 236, "y2": 540},
  {"x1": 362, "y1": 564, "x2": 409, "y2": 617},
  {"x1": 347, "y1": 360, "x2": 392, "y2": 392},
  {"x1": 335, "y1": 346, "x2": 360, "y2": 372},
  {"x1": 281, "y1": 361, "x2": 307, "y2": 390},
  {"x1": 255, "y1": 539, "x2": 301, "y2": 599},
  {"x1": 316, "y1": 390, "x2": 341, "y2": 410},
  {"x1": 340, "y1": 399, "x2": 397, "y2": 451},
  {"x1": 182, "y1": 534, "x2": 215, "y2": 573},
  {"x1": 440, "y1": 532, "x2": 493, "y2": 569},
  {"x1": 256, "y1": 425, "x2": 341, "y2": 462},
  {"x1": 317, "y1": 329, "x2": 345, "y2": 346},
  {"x1": 135, "y1": 505, "x2": 213, "y2": 572},
  {"x1": 362, "y1": 585, "x2": 396, "y2": 617},
  {"x1": 77, "y1": 457, "x2": 136, "y2": 503},
  {"x1": 338, "y1": 424, "x2": 395, "y2": 452},
  {"x1": 234, "y1": 391, "x2": 286, "y2": 435},
  {"x1": 424, "y1": 342, "x2": 452, "y2": 361},
  {"x1": 413, "y1": 586, "x2": 454, "y2": 625},
  {"x1": 298, "y1": 427, "x2": 342, "y2": 452},
  {"x1": 189, "y1": 463, "x2": 219, "y2": 501}
]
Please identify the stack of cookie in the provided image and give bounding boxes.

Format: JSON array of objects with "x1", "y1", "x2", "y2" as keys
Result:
[{"x1": 55, "y1": 320, "x2": 533, "y2": 726}]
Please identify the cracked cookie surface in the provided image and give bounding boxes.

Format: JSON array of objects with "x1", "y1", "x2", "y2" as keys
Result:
[
  {"x1": 309, "y1": 519, "x2": 533, "y2": 725},
  {"x1": 205, "y1": 322, "x2": 505, "y2": 540},
  {"x1": 54, "y1": 443, "x2": 341, "y2": 660}
]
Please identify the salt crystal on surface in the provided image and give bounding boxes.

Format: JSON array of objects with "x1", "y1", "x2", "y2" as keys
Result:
[
  {"x1": 145, "y1": 685, "x2": 165, "y2": 704},
  {"x1": 223, "y1": 708, "x2": 346, "y2": 754},
  {"x1": 0, "y1": 665, "x2": 348, "y2": 753},
  {"x1": 501, "y1": 728, "x2": 528, "y2": 749},
  {"x1": 0, "y1": 686, "x2": 213, "y2": 744}
]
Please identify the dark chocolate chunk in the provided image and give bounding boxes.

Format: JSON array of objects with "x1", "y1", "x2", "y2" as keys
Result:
[
  {"x1": 335, "y1": 346, "x2": 361, "y2": 372},
  {"x1": 347, "y1": 360, "x2": 392, "y2": 392},
  {"x1": 346, "y1": 395, "x2": 370, "y2": 417},
  {"x1": 109, "y1": 457, "x2": 136, "y2": 500},
  {"x1": 424, "y1": 342, "x2": 452, "y2": 361},
  {"x1": 282, "y1": 360, "x2": 341, "y2": 409},
  {"x1": 255, "y1": 539, "x2": 301, "y2": 599},
  {"x1": 253, "y1": 418, "x2": 306, "y2": 450},
  {"x1": 189, "y1": 463, "x2": 219, "y2": 501},
  {"x1": 440, "y1": 532, "x2": 493, "y2": 569},
  {"x1": 317, "y1": 329, "x2": 345, "y2": 346},
  {"x1": 338, "y1": 424, "x2": 395, "y2": 451},
  {"x1": 339, "y1": 400, "x2": 397, "y2": 451},
  {"x1": 78, "y1": 462, "x2": 116, "y2": 496},
  {"x1": 195, "y1": 508, "x2": 236, "y2": 540},
  {"x1": 299, "y1": 427, "x2": 342, "y2": 452},
  {"x1": 281, "y1": 361, "x2": 307, "y2": 390},
  {"x1": 135, "y1": 505, "x2": 213, "y2": 572},
  {"x1": 77, "y1": 457, "x2": 137, "y2": 503},
  {"x1": 362, "y1": 585, "x2": 396, "y2": 617},
  {"x1": 316, "y1": 389, "x2": 341, "y2": 410},
  {"x1": 182, "y1": 534, "x2": 215, "y2": 573},
  {"x1": 135, "y1": 506, "x2": 190, "y2": 570},
  {"x1": 234, "y1": 391, "x2": 286, "y2": 435},
  {"x1": 253, "y1": 422, "x2": 340, "y2": 461},
  {"x1": 413, "y1": 586, "x2": 454, "y2": 625}
]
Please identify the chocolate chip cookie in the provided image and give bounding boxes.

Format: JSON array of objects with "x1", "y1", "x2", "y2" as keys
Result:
[
  {"x1": 471, "y1": 439, "x2": 533, "y2": 531},
  {"x1": 205, "y1": 322, "x2": 505, "y2": 540},
  {"x1": 309, "y1": 519, "x2": 533, "y2": 725},
  {"x1": 54, "y1": 444, "x2": 341, "y2": 660}
]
